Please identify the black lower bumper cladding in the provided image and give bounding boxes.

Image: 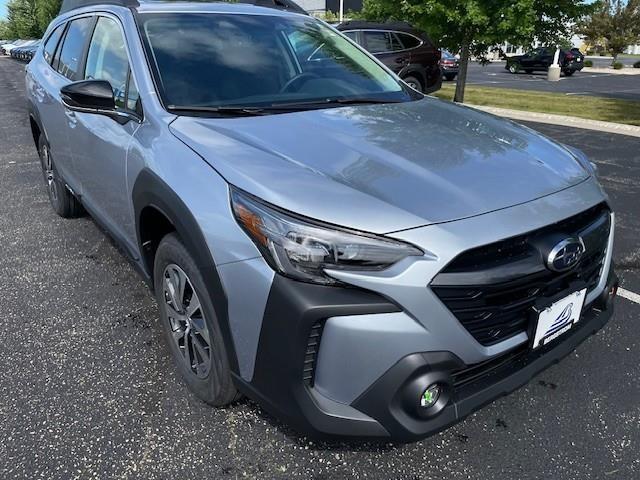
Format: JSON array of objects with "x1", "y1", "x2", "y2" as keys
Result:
[{"x1": 236, "y1": 272, "x2": 617, "y2": 442}]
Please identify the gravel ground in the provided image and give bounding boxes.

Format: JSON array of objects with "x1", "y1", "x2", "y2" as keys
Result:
[{"x1": 1, "y1": 56, "x2": 639, "y2": 480}]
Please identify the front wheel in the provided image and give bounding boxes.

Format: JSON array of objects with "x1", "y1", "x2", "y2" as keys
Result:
[
  {"x1": 508, "y1": 63, "x2": 519, "y2": 74},
  {"x1": 402, "y1": 75, "x2": 423, "y2": 92},
  {"x1": 154, "y1": 233, "x2": 239, "y2": 406},
  {"x1": 563, "y1": 70, "x2": 575, "y2": 77}
]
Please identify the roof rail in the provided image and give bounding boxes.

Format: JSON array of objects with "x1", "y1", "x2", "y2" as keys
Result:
[{"x1": 59, "y1": 0, "x2": 307, "y2": 15}]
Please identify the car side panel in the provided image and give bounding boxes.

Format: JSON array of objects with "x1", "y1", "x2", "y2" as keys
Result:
[
  {"x1": 128, "y1": 117, "x2": 269, "y2": 376},
  {"x1": 26, "y1": 34, "x2": 82, "y2": 192}
]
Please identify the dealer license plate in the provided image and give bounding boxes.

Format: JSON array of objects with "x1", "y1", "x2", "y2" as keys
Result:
[{"x1": 532, "y1": 289, "x2": 587, "y2": 349}]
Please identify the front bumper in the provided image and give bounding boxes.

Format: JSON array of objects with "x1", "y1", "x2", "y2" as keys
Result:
[{"x1": 235, "y1": 269, "x2": 617, "y2": 442}]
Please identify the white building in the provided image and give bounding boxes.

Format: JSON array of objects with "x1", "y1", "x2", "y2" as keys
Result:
[
  {"x1": 626, "y1": 44, "x2": 640, "y2": 55},
  {"x1": 296, "y1": 0, "x2": 326, "y2": 15}
]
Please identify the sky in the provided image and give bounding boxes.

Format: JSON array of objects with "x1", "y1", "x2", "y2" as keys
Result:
[{"x1": 0, "y1": 0, "x2": 7, "y2": 21}]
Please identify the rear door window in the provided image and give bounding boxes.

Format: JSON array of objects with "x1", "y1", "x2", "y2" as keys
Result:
[
  {"x1": 396, "y1": 33, "x2": 421, "y2": 49},
  {"x1": 43, "y1": 24, "x2": 65, "y2": 65},
  {"x1": 363, "y1": 31, "x2": 403, "y2": 53},
  {"x1": 343, "y1": 31, "x2": 359, "y2": 43},
  {"x1": 57, "y1": 16, "x2": 94, "y2": 80}
]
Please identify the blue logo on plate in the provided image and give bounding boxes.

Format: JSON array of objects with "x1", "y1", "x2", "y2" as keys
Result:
[{"x1": 545, "y1": 303, "x2": 573, "y2": 336}]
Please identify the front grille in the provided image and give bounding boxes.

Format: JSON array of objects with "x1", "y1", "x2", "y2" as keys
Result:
[
  {"x1": 302, "y1": 322, "x2": 324, "y2": 386},
  {"x1": 431, "y1": 203, "x2": 611, "y2": 346}
]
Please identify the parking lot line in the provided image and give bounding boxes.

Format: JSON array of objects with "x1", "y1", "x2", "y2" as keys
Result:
[{"x1": 619, "y1": 287, "x2": 640, "y2": 305}]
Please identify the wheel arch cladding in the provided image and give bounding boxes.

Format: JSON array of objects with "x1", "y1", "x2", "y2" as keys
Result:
[
  {"x1": 131, "y1": 168, "x2": 240, "y2": 374},
  {"x1": 27, "y1": 101, "x2": 43, "y2": 150}
]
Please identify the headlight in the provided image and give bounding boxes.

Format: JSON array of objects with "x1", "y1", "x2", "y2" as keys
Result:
[{"x1": 231, "y1": 188, "x2": 424, "y2": 285}]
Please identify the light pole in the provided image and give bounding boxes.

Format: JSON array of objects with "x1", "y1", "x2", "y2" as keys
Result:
[{"x1": 339, "y1": 0, "x2": 344, "y2": 22}]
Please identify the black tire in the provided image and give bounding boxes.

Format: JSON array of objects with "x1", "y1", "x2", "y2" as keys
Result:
[
  {"x1": 444, "y1": 74, "x2": 457, "y2": 81},
  {"x1": 154, "y1": 233, "x2": 239, "y2": 406},
  {"x1": 402, "y1": 75, "x2": 423, "y2": 92},
  {"x1": 564, "y1": 70, "x2": 575, "y2": 77},
  {"x1": 37, "y1": 133, "x2": 83, "y2": 218}
]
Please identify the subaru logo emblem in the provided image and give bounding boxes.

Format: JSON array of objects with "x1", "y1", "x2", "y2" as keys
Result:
[{"x1": 547, "y1": 237, "x2": 585, "y2": 272}]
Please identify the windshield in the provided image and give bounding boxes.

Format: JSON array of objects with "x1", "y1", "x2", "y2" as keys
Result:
[{"x1": 139, "y1": 13, "x2": 418, "y2": 113}]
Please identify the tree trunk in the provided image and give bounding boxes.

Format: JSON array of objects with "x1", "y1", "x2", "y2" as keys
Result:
[{"x1": 454, "y1": 43, "x2": 471, "y2": 103}]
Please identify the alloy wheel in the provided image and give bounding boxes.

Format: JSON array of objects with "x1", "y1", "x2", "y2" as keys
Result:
[
  {"x1": 406, "y1": 80, "x2": 420, "y2": 91},
  {"x1": 40, "y1": 143, "x2": 58, "y2": 203},
  {"x1": 162, "y1": 264, "x2": 212, "y2": 379}
]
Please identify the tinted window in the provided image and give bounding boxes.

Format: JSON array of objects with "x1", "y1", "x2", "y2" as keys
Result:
[
  {"x1": 397, "y1": 33, "x2": 421, "y2": 49},
  {"x1": 43, "y1": 24, "x2": 64, "y2": 64},
  {"x1": 363, "y1": 31, "x2": 403, "y2": 53},
  {"x1": 343, "y1": 31, "x2": 358, "y2": 42},
  {"x1": 140, "y1": 13, "x2": 410, "y2": 110},
  {"x1": 57, "y1": 16, "x2": 94, "y2": 81},
  {"x1": 85, "y1": 17, "x2": 129, "y2": 108}
]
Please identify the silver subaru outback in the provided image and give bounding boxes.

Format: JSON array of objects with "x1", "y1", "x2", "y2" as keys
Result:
[{"x1": 26, "y1": 0, "x2": 618, "y2": 442}]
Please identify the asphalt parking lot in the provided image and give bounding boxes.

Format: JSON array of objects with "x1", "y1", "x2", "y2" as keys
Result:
[
  {"x1": 1, "y1": 56, "x2": 639, "y2": 480},
  {"x1": 463, "y1": 61, "x2": 640, "y2": 101}
]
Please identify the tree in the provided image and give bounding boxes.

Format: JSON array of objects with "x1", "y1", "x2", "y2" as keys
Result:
[
  {"x1": 6, "y1": 0, "x2": 41, "y2": 38},
  {"x1": 0, "y1": 20, "x2": 12, "y2": 39},
  {"x1": 361, "y1": 0, "x2": 593, "y2": 103},
  {"x1": 2, "y1": 0, "x2": 61, "y2": 39},
  {"x1": 580, "y1": 0, "x2": 640, "y2": 62},
  {"x1": 37, "y1": 0, "x2": 62, "y2": 33}
]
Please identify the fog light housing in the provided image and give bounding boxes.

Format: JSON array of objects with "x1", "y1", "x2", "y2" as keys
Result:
[{"x1": 420, "y1": 384, "x2": 442, "y2": 409}]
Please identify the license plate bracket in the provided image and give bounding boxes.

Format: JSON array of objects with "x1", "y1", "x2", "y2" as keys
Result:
[{"x1": 532, "y1": 289, "x2": 587, "y2": 350}]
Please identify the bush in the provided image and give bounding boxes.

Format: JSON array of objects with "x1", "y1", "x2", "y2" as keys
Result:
[
  {"x1": 613, "y1": 62, "x2": 624, "y2": 70},
  {"x1": 584, "y1": 60, "x2": 593, "y2": 67},
  {"x1": 634, "y1": 61, "x2": 640, "y2": 69}
]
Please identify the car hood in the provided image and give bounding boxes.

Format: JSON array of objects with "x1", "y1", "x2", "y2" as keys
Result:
[{"x1": 170, "y1": 97, "x2": 590, "y2": 234}]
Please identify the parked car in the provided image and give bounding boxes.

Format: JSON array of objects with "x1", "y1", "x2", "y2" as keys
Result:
[
  {"x1": 13, "y1": 40, "x2": 41, "y2": 62},
  {"x1": 440, "y1": 49, "x2": 459, "y2": 81},
  {"x1": 335, "y1": 20, "x2": 442, "y2": 93},
  {"x1": 21, "y1": 42, "x2": 40, "y2": 62},
  {"x1": 27, "y1": 0, "x2": 617, "y2": 443},
  {"x1": 4, "y1": 39, "x2": 38, "y2": 56},
  {"x1": 506, "y1": 46, "x2": 585, "y2": 76}
]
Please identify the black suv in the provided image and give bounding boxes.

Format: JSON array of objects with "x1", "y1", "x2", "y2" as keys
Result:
[
  {"x1": 506, "y1": 47, "x2": 585, "y2": 76},
  {"x1": 336, "y1": 21, "x2": 442, "y2": 93}
]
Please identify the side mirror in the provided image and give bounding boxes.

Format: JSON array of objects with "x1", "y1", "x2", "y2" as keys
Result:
[
  {"x1": 60, "y1": 80, "x2": 140, "y2": 124},
  {"x1": 61, "y1": 80, "x2": 116, "y2": 110}
]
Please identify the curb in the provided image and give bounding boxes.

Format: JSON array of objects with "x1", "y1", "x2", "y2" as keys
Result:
[
  {"x1": 582, "y1": 67, "x2": 640, "y2": 75},
  {"x1": 468, "y1": 105, "x2": 640, "y2": 138}
]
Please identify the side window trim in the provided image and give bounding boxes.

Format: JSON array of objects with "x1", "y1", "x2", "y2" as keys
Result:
[
  {"x1": 42, "y1": 23, "x2": 65, "y2": 66},
  {"x1": 53, "y1": 14, "x2": 96, "y2": 80},
  {"x1": 396, "y1": 32, "x2": 424, "y2": 51},
  {"x1": 361, "y1": 29, "x2": 424, "y2": 54},
  {"x1": 52, "y1": 23, "x2": 70, "y2": 71},
  {"x1": 76, "y1": 16, "x2": 98, "y2": 81}
]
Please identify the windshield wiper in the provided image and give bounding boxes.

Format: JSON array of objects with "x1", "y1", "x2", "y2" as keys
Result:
[
  {"x1": 271, "y1": 98, "x2": 404, "y2": 109},
  {"x1": 167, "y1": 105, "x2": 270, "y2": 117},
  {"x1": 167, "y1": 97, "x2": 404, "y2": 116}
]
